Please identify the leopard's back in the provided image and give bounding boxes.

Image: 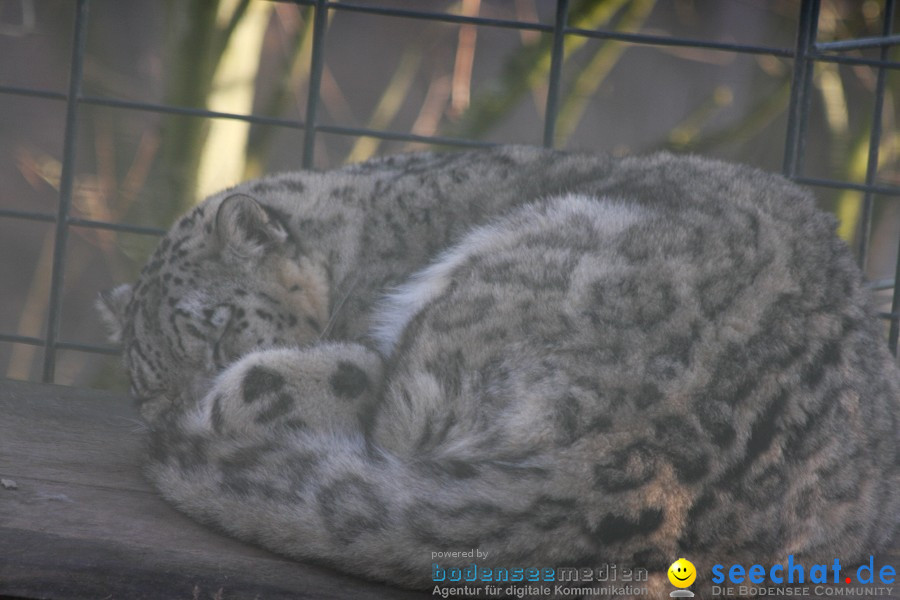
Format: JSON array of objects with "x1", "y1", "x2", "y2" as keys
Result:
[{"x1": 368, "y1": 160, "x2": 900, "y2": 579}]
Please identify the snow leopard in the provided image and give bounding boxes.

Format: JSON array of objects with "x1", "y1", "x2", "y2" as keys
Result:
[{"x1": 98, "y1": 146, "x2": 900, "y2": 598}]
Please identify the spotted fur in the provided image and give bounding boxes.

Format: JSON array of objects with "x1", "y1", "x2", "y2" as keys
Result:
[{"x1": 99, "y1": 147, "x2": 900, "y2": 598}]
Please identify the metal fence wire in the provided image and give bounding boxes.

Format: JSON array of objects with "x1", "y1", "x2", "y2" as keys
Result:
[{"x1": 0, "y1": 0, "x2": 899, "y2": 385}]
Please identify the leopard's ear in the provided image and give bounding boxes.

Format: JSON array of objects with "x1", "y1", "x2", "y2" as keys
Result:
[
  {"x1": 96, "y1": 284, "x2": 133, "y2": 344},
  {"x1": 214, "y1": 193, "x2": 288, "y2": 261}
]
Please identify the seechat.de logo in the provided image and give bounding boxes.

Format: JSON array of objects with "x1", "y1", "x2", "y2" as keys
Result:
[{"x1": 668, "y1": 558, "x2": 696, "y2": 598}]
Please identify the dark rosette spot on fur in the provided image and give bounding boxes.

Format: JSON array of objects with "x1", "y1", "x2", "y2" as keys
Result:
[
  {"x1": 595, "y1": 508, "x2": 664, "y2": 544},
  {"x1": 317, "y1": 476, "x2": 387, "y2": 544},
  {"x1": 329, "y1": 361, "x2": 369, "y2": 399},
  {"x1": 242, "y1": 366, "x2": 286, "y2": 403},
  {"x1": 631, "y1": 548, "x2": 669, "y2": 572},
  {"x1": 674, "y1": 453, "x2": 709, "y2": 484},
  {"x1": 210, "y1": 395, "x2": 225, "y2": 434},
  {"x1": 281, "y1": 179, "x2": 306, "y2": 194},
  {"x1": 634, "y1": 383, "x2": 663, "y2": 409},
  {"x1": 593, "y1": 443, "x2": 656, "y2": 492},
  {"x1": 255, "y1": 393, "x2": 296, "y2": 424},
  {"x1": 531, "y1": 496, "x2": 579, "y2": 530}
]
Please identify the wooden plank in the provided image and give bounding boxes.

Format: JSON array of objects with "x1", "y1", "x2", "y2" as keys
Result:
[{"x1": 0, "y1": 378, "x2": 426, "y2": 600}]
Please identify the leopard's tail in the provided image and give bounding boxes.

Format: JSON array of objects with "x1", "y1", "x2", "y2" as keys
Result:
[{"x1": 146, "y1": 417, "x2": 597, "y2": 589}]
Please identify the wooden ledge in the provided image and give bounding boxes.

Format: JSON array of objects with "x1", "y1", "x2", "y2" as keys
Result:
[{"x1": 0, "y1": 378, "x2": 426, "y2": 600}]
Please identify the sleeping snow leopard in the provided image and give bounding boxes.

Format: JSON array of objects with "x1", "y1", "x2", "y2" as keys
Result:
[{"x1": 98, "y1": 146, "x2": 900, "y2": 598}]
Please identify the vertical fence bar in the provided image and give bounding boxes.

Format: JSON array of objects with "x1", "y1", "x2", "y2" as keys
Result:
[
  {"x1": 542, "y1": 0, "x2": 568, "y2": 148},
  {"x1": 302, "y1": 0, "x2": 328, "y2": 168},
  {"x1": 782, "y1": 0, "x2": 819, "y2": 178},
  {"x1": 889, "y1": 229, "x2": 900, "y2": 354},
  {"x1": 42, "y1": 0, "x2": 90, "y2": 382},
  {"x1": 856, "y1": 0, "x2": 895, "y2": 271}
]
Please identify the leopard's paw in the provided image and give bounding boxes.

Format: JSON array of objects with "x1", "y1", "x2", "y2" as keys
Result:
[{"x1": 191, "y1": 343, "x2": 382, "y2": 436}]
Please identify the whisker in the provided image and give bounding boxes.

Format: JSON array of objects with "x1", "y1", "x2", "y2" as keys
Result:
[{"x1": 318, "y1": 273, "x2": 359, "y2": 342}]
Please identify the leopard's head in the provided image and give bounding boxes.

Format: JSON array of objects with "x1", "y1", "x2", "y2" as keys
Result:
[{"x1": 97, "y1": 194, "x2": 330, "y2": 410}]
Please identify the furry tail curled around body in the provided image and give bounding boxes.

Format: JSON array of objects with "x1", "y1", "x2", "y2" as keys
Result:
[
  {"x1": 145, "y1": 400, "x2": 573, "y2": 589},
  {"x1": 138, "y1": 341, "x2": 582, "y2": 589}
]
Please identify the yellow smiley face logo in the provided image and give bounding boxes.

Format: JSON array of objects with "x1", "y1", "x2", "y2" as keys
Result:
[{"x1": 668, "y1": 558, "x2": 697, "y2": 588}]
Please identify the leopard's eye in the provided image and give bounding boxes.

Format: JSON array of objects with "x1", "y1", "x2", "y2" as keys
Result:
[
  {"x1": 205, "y1": 305, "x2": 233, "y2": 330},
  {"x1": 208, "y1": 305, "x2": 239, "y2": 368}
]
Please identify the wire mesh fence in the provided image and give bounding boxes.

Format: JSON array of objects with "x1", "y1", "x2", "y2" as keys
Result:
[{"x1": 0, "y1": 0, "x2": 898, "y2": 387}]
